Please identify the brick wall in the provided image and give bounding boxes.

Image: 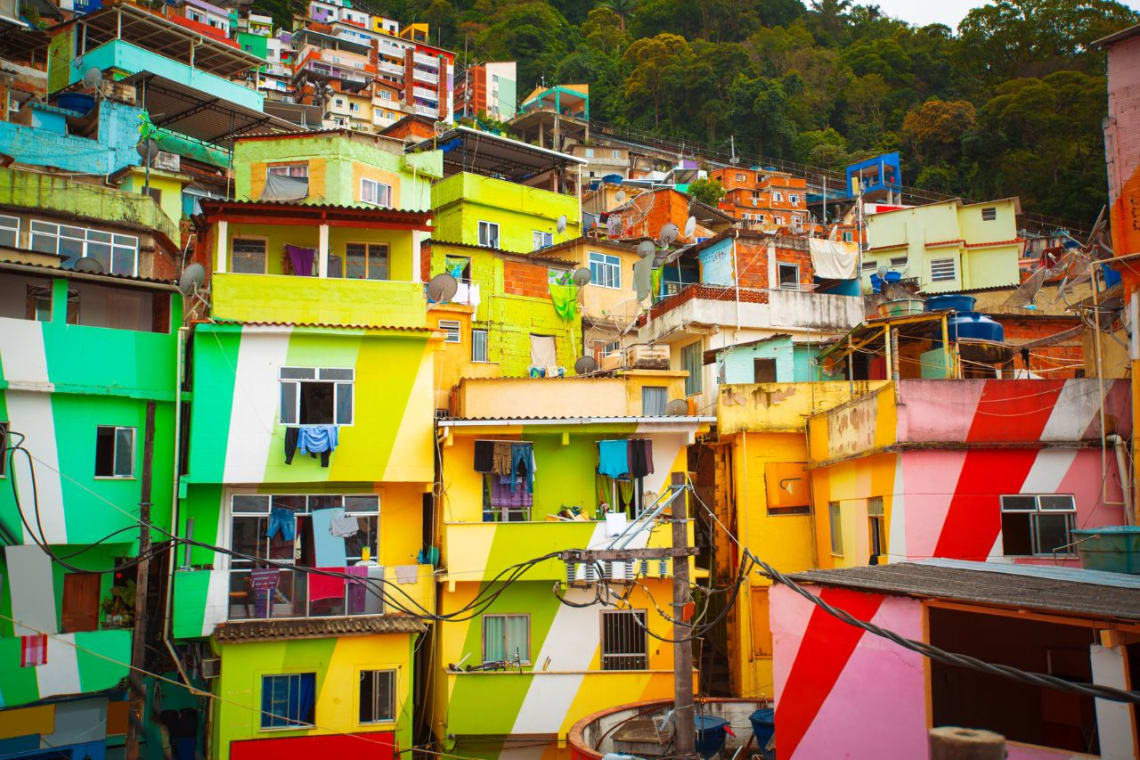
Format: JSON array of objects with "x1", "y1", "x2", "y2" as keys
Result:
[
  {"x1": 503, "y1": 258, "x2": 550, "y2": 299},
  {"x1": 731, "y1": 237, "x2": 816, "y2": 290},
  {"x1": 996, "y1": 315, "x2": 1085, "y2": 378}
]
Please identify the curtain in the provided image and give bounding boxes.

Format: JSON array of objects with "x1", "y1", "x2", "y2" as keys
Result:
[
  {"x1": 483, "y1": 616, "x2": 504, "y2": 662},
  {"x1": 504, "y1": 616, "x2": 528, "y2": 662}
]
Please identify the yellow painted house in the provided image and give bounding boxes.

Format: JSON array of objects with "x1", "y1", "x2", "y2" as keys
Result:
[
  {"x1": 863, "y1": 197, "x2": 1024, "y2": 293},
  {"x1": 432, "y1": 375, "x2": 710, "y2": 760}
]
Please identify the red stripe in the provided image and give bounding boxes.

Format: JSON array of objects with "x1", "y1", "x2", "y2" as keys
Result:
[
  {"x1": 964, "y1": 379, "x2": 1064, "y2": 443},
  {"x1": 775, "y1": 588, "x2": 884, "y2": 758},
  {"x1": 933, "y1": 449, "x2": 1040, "y2": 559}
]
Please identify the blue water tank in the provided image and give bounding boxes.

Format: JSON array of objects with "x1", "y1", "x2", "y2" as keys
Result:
[
  {"x1": 694, "y1": 716, "x2": 731, "y2": 760},
  {"x1": 948, "y1": 312, "x2": 1004, "y2": 342},
  {"x1": 925, "y1": 294, "x2": 976, "y2": 313}
]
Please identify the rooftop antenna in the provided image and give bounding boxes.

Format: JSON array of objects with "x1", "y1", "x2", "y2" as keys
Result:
[
  {"x1": 683, "y1": 215, "x2": 696, "y2": 240},
  {"x1": 574, "y1": 355, "x2": 598, "y2": 375},
  {"x1": 178, "y1": 262, "x2": 212, "y2": 316},
  {"x1": 615, "y1": 189, "x2": 626, "y2": 204},
  {"x1": 556, "y1": 214, "x2": 567, "y2": 239},
  {"x1": 75, "y1": 256, "x2": 104, "y2": 274},
  {"x1": 665, "y1": 398, "x2": 688, "y2": 416},
  {"x1": 659, "y1": 222, "x2": 679, "y2": 246},
  {"x1": 637, "y1": 240, "x2": 656, "y2": 258},
  {"x1": 571, "y1": 267, "x2": 592, "y2": 287},
  {"x1": 83, "y1": 67, "x2": 102, "y2": 92},
  {"x1": 426, "y1": 272, "x2": 458, "y2": 303}
]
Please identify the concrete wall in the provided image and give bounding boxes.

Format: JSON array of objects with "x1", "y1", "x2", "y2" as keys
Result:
[
  {"x1": 0, "y1": 100, "x2": 143, "y2": 176},
  {"x1": 1105, "y1": 32, "x2": 1140, "y2": 259},
  {"x1": 454, "y1": 373, "x2": 686, "y2": 419}
]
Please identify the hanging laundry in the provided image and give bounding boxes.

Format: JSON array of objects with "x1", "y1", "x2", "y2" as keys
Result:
[
  {"x1": 548, "y1": 282, "x2": 579, "y2": 321},
  {"x1": 266, "y1": 507, "x2": 296, "y2": 541},
  {"x1": 473, "y1": 440, "x2": 495, "y2": 472},
  {"x1": 329, "y1": 514, "x2": 360, "y2": 538},
  {"x1": 284, "y1": 427, "x2": 299, "y2": 464},
  {"x1": 285, "y1": 245, "x2": 316, "y2": 276},
  {"x1": 310, "y1": 508, "x2": 347, "y2": 567},
  {"x1": 510, "y1": 442, "x2": 535, "y2": 493},
  {"x1": 345, "y1": 565, "x2": 369, "y2": 613},
  {"x1": 394, "y1": 565, "x2": 419, "y2": 585},
  {"x1": 297, "y1": 425, "x2": 339, "y2": 468},
  {"x1": 308, "y1": 567, "x2": 346, "y2": 602},
  {"x1": 492, "y1": 441, "x2": 512, "y2": 476},
  {"x1": 598, "y1": 439, "x2": 630, "y2": 478},
  {"x1": 628, "y1": 439, "x2": 655, "y2": 479},
  {"x1": 491, "y1": 478, "x2": 532, "y2": 509},
  {"x1": 20, "y1": 634, "x2": 47, "y2": 667}
]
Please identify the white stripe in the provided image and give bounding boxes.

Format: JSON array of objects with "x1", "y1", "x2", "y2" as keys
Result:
[
  {"x1": 887, "y1": 454, "x2": 906, "y2": 560},
  {"x1": 0, "y1": 319, "x2": 52, "y2": 388},
  {"x1": 1020, "y1": 449, "x2": 1078, "y2": 494},
  {"x1": 202, "y1": 497, "x2": 231, "y2": 636},
  {"x1": 36, "y1": 632, "x2": 81, "y2": 698},
  {"x1": 222, "y1": 331, "x2": 290, "y2": 483},
  {"x1": 1040, "y1": 380, "x2": 1101, "y2": 441},
  {"x1": 5, "y1": 545, "x2": 58, "y2": 636}
]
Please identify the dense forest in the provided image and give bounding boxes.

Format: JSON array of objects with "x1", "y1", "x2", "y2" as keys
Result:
[{"x1": 262, "y1": 0, "x2": 1140, "y2": 224}]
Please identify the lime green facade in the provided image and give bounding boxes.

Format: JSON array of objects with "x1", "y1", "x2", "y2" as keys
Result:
[{"x1": 431, "y1": 173, "x2": 581, "y2": 253}]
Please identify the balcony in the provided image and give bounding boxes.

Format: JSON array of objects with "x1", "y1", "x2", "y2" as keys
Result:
[
  {"x1": 413, "y1": 51, "x2": 438, "y2": 67},
  {"x1": 212, "y1": 272, "x2": 428, "y2": 327},
  {"x1": 640, "y1": 284, "x2": 862, "y2": 344},
  {"x1": 379, "y1": 60, "x2": 405, "y2": 76},
  {"x1": 413, "y1": 69, "x2": 439, "y2": 86},
  {"x1": 415, "y1": 104, "x2": 438, "y2": 117}
]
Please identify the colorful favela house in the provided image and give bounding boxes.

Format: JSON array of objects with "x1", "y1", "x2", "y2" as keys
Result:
[
  {"x1": 772, "y1": 561, "x2": 1140, "y2": 759},
  {"x1": 172, "y1": 198, "x2": 441, "y2": 760},
  {"x1": 431, "y1": 374, "x2": 711, "y2": 759},
  {"x1": 0, "y1": 180, "x2": 183, "y2": 758}
]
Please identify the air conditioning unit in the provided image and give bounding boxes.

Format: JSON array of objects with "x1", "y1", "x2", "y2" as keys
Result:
[{"x1": 201, "y1": 657, "x2": 221, "y2": 679}]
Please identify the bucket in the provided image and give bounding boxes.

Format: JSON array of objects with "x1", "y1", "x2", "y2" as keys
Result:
[
  {"x1": 694, "y1": 715, "x2": 730, "y2": 760},
  {"x1": 1071, "y1": 527, "x2": 1140, "y2": 574},
  {"x1": 749, "y1": 708, "x2": 775, "y2": 750}
]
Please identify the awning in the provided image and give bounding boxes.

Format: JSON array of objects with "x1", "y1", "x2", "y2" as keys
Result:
[{"x1": 125, "y1": 72, "x2": 300, "y2": 147}]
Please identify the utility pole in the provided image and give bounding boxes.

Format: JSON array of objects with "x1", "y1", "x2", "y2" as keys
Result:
[
  {"x1": 125, "y1": 401, "x2": 156, "y2": 760},
  {"x1": 671, "y1": 476, "x2": 696, "y2": 760}
]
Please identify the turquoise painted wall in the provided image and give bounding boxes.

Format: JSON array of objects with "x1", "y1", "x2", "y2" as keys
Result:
[
  {"x1": 0, "y1": 100, "x2": 143, "y2": 176},
  {"x1": 719, "y1": 338, "x2": 838, "y2": 383}
]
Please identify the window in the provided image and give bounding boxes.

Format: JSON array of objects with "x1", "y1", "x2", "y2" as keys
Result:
[
  {"x1": 642, "y1": 386, "x2": 667, "y2": 416},
  {"x1": 773, "y1": 191, "x2": 783, "y2": 202},
  {"x1": 439, "y1": 319, "x2": 461, "y2": 343},
  {"x1": 478, "y1": 221, "x2": 499, "y2": 248},
  {"x1": 230, "y1": 494, "x2": 380, "y2": 620},
  {"x1": 359, "y1": 670, "x2": 395, "y2": 723},
  {"x1": 736, "y1": 173, "x2": 745, "y2": 181},
  {"x1": 584, "y1": 148, "x2": 594, "y2": 158},
  {"x1": 26, "y1": 283, "x2": 51, "y2": 321},
  {"x1": 360, "y1": 178, "x2": 391, "y2": 207},
  {"x1": 861, "y1": 259, "x2": 878, "y2": 272},
  {"x1": 842, "y1": 231, "x2": 854, "y2": 243},
  {"x1": 1000, "y1": 494, "x2": 1076, "y2": 556},
  {"x1": 261, "y1": 673, "x2": 316, "y2": 728},
  {"x1": 30, "y1": 221, "x2": 138, "y2": 275},
  {"x1": 981, "y1": 207, "x2": 997, "y2": 221},
  {"x1": 889, "y1": 256, "x2": 907, "y2": 268},
  {"x1": 753, "y1": 358, "x2": 777, "y2": 383},
  {"x1": 232, "y1": 238, "x2": 267, "y2": 274},
  {"x1": 344, "y1": 243, "x2": 388, "y2": 280},
  {"x1": 601, "y1": 610, "x2": 648, "y2": 670},
  {"x1": 532, "y1": 230, "x2": 553, "y2": 250},
  {"x1": 588, "y1": 252, "x2": 621, "y2": 289},
  {"x1": 789, "y1": 193, "x2": 800, "y2": 205},
  {"x1": 682, "y1": 342, "x2": 702, "y2": 396},
  {"x1": 95, "y1": 426, "x2": 134, "y2": 478},
  {"x1": 868, "y1": 497, "x2": 885, "y2": 564},
  {"x1": 471, "y1": 329, "x2": 488, "y2": 362},
  {"x1": 280, "y1": 367, "x2": 354, "y2": 425},
  {"x1": 335, "y1": 98, "x2": 345, "y2": 107},
  {"x1": 529, "y1": 334, "x2": 556, "y2": 368},
  {"x1": 930, "y1": 258, "x2": 956, "y2": 282},
  {"x1": 483, "y1": 614, "x2": 530, "y2": 664},
  {"x1": 612, "y1": 150, "x2": 620, "y2": 159},
  {"x1": 774, "y1": 216, "x2": 783, "y2": 226},
  {"x1": 829, "y1": 501, "x2": 843, "y2": 555},
  {"x1": 0, "y1": 214, "x2": 18, "y2": 247},
  {"x1": 778, "y1": 262, "x2": 799, "y2": 290},
  {"x1": 267, "y1": 163, "x2": 308, "y2": 179},
  {"x1": 349, "y1": 101, "x2": 359, "y2": 112}
]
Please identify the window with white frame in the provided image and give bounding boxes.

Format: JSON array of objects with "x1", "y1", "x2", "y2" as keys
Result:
[
  {"x1": 842, "y1": 231, "x2": 854, "y2": 242},
  {"x1": 0, "y1": 214, "x2": 18, "y2": 247},
  {"x1": 267, "y1": 162, "x2": 308, "y2": 179},
  {"x1": 438, "y1": 319, "x2": 461, "y2": 343},
  {"x1": 789, "y1": 193, "x2": 800, "y2": 205},
  {"x1": 773, "y1": 191, "x2": 783, "y2": 202},
  {"x1": 232, "y1": 238, "x2": 267, "y2": 274},
  {"x1": 262, "y1": 673, "x2": 317, "y2": 728},
  {"x1": 601, "y1": 610, "x2": 648, "y2": 670},
  {"x1": 95, "y1": 425, "x2": 134, "y2": 478},
  {"x1": 471, "y1": 329, "x2": 488, "y2": 362},
  {"x1": 30, "y1": 221, "x2": 138, "y2": 275},
  {"x1": 778, "y1": 262, "x2": 799, "y2": 290},
  {"x1": 343, "y1": 243, "x2": 389, "y2": 280},
  {"x1": 1000, "y1": 494, "x2": 1076, "y2": 556},
  {"x1": 589, "y1": 251, "x2": 621, "y2": 289},
  {"x1": 532, "y1": 230, "x2": 553, "y2": 250},
  {"x1": 229, "y1": 493, "x2": 380, "y2": 620},
  {"x1": 478, "y1": 221, "x2": 499, "y2": 248},
  {"x1": 483, "y1": 614, "x2": 530, "y2": 664},
  {"x1": 280, "y1": 367, "x2": 354, "y2": 425},
  {"x1": 359, "y1": 670, "x2": 395, "y2": 724},
  {"x1": 360, "y1": 178, "x2": 391, "y2": 207},
  {"x1": 380, "y1": 90, "x2": 391, "y2": 100},
  {"x1": 930, "y1": 258, "x2": 956, "y2": 282}
]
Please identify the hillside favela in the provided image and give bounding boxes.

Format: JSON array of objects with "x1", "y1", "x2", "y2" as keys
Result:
[{"x1": 4, "y1": 0, "x2": 1140, "y2": 758}]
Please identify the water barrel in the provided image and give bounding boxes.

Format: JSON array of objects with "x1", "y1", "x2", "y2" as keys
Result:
[
  {"x1": 925, "y1": 294, "x2": 976, "y2": 313},
  {"x1": 1071, "y1": 527, "x2": 1140, "y2": 574},
  {"x1": 949, "y1": 312, "x2": 1003, "y2": 342},
  {"x1": 749, "y1": 709, "x2": 775, "y2": 750},
  {"x1": 694, "y1": 715, "x2": 730, "y2": 760},
  {"x1": 56, "y1": 92, "x2": 96, "y2": 115}
]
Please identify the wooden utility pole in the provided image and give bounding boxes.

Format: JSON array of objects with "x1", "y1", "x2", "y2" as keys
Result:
[
  {"x1": 671, "y1": 481, "x2": 696, "y2": 760},
  {"x1": 125, "y1": 401, "x2": 156, "y2": 760},
  {"x1": 929, "y1": 727, "x2": 1005, "y2": 760}
]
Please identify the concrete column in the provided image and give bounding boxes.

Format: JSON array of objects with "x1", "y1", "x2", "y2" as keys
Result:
[
  {"x1": 214, "y1": 220, "x2": 228, "y2": 273},
  {"x1": 318, "y1": 223, "x2": 329, "y2": 277},
  {"x1": 1091, "y1": 641, "x2": 1138, "y2": 759}
]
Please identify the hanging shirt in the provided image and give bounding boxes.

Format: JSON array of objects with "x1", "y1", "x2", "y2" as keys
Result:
[
  {"x1": 629, "y1": 438, "x2": 655, "y2": 478},
  {"x1": 492, "y1": 441, "x2": 513, "y2": 476},
  {"x1": 598, "y1": 439, "x2": 630, "y2": 478},
  {"x1": 473, "y1": 440, "x2": 495, "y2": 473},
  {"x1": 298, "y1": 425, "x2": 338, "y2": 455}
]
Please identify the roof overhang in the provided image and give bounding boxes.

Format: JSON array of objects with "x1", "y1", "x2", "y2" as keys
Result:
[
  {"x1": 124, "y1": 72, "x2": 300, "y2": 146},
  {"x1": 408, "y1": 125, "x2": 586, "y2": 182},
  {"x1": 197, "y1": 199, "x2": 433, "y2": 230},
  {"x1": 437, "y1": 417, "x2": 716, "y2": 427}
]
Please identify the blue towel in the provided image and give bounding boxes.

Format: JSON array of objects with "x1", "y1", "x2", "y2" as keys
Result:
[
  {"x1": 598, "y1": 440, "x2": 629, "y2": 478},
  {"x1": 311, "y1": 507, "x2": 347, "y2": 567},
  {"x1": 298, "y1": 424, "x2": 338, "y2": 454}
]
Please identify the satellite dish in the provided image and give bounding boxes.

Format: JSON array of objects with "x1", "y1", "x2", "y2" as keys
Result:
[
  {"x1": 637, "y1": 240, "x2": 656, "y2": 258},
  {"x1": 615, "y1": 189, "x2": 626, "y2": 203},
  {"x1": 684, "y1": 216, "x2": 696, "y2": 239},
  {"x1": 877, "y1": 265, "x2": 888, "y2": 280},
  {"x1": 571, "y1": 267, "x2": 592, "y2": 287},
  {"x1": 660, "y1": 222, "x2": 679, "y2": 246},
  {"x1": 178, "y1": 263, "x2": 206, "y2": 295},
  {"x1": 74, "y1": 256, "x2": 104, "y2": 274},
  {"x1": 574, "y1": 355, "x2": 598, "y2": 375},
  {"x1": 427, "y1": 273, "x2": 458, "y2": 303},
  {"x1": 557, "y1": 214, "x2": 567, "y2": 234},
  {"x1": 83, "y1": 67, "x2": 102, "y2": 89},
  {"x1": 665, "y1": 399, "x2": 689, "y2": 416}
]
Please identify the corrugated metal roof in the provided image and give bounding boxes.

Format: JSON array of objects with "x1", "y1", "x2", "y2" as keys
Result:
[
  {"x1": 788, "y1": 560, "x2": 1140, "y2": 622},
  {"x1": 203, "y1": 319, "x2": 436, "y2": 333},
  {"x1": 213, "y1": 614, "x2": 426, "y2": 642},
  {"x1": 0, "y1": 259, "x2": 179, "y2": 290},
  {"x1": 199, "y1": 199, "x2": 433, "y2": 218}
]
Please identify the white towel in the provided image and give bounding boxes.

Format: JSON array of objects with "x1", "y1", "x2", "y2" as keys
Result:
[{"x1": 329, "y1": 514, "x2": 360, "y2": 537}]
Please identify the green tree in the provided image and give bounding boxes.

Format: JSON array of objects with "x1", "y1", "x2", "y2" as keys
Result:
[
  {"x1": 900, "y1": 98, "x2": 976, "y2": 166},
  {"x1": 602, "y1": 0, "x2": 639, "y2": 31},
  {"x1": 622, "y1": 33, "x2": 692, "y2": 128},
  {"x1": 688, "y1": 177, "x2": 726, "y2": 206},
  {"x1": 478, "y1": 2, "x2": 576, "y2": 91}
]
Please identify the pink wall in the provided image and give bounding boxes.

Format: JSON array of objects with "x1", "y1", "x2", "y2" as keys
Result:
[{"x1": 771, "y1": 584, "x2": 927, "y2": 759}]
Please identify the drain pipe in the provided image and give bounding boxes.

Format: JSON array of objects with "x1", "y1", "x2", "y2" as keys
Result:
[{"x1": 1108, "y1": 434, "x2": 1134, "y2": 526}]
